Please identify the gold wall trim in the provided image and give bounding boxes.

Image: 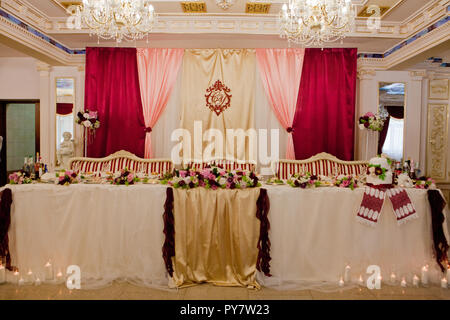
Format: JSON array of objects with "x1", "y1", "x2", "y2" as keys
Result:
[{"x1": 427, "y1": 103, "x2": 448, "y2": 181}]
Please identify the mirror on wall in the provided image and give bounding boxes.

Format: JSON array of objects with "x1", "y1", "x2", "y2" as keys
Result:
[
  {"x1": 55, "y1": 78, "x2": 75, "y2": 168},
  {"x1": 378, "y1": 82, "x2": 405, "y2": 161}
]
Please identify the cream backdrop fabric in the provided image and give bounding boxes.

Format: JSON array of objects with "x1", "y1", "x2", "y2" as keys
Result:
[
  {"x1": 180, "y1": 49, "x2": 256, "y2": 163},
  {"x1": 150, "y1": 60, "x2": 286, "y2": 170}
]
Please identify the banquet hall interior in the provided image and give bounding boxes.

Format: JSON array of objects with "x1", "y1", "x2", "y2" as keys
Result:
[{"x1": 0, "y1": 0, "x2": 450, "y2": 302}]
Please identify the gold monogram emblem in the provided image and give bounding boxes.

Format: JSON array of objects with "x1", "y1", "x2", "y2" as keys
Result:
[{"x1": 205, "y1": 80, "x2": 232, "y2": 116}]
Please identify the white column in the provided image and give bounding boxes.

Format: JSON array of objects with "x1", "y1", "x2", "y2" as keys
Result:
[
  {"x1": 75, "y1": 65, "x2": 85, "y2": 157},
  {"x1": 406, "y1": 71, "x2": 426, "y2": 167},
  {"x1": 37, "y1": 61, "x2": 52, "y2": 168},
  {"x1": 356, "y1": 68, "x2": 378, "y2": 161}
]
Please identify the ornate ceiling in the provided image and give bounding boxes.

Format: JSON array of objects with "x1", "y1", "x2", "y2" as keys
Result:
[{"x1": 0, "y1": 0, "x2": 448, "y2": 70}]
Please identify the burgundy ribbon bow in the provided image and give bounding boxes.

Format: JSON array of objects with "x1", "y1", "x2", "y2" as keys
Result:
[
  {"x1": 144, "y1": 127, "x2": 152, "y2": 133},
  {"x1": 286, "y1": 127, "x2": 293, "y2": 133}
]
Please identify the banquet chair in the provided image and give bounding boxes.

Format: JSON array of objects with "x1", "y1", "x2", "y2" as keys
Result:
[
  {"x1": 272, "y1": 152, "x2": 368, "y2": 180},
  {"x1": 183, "y1": 159, "x2": 256, "y2": 172},
  {"x1": 68, "y1": 150, "x2": 173, "y2": 176}
]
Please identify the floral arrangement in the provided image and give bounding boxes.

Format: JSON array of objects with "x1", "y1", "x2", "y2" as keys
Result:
[
  {"x1": 8, "y1": 171, "x2": 32, "y2": 185},
  {"x1": 358, "y1": 112, "x2": 385, "y2": 132},
  {"x1": 55, "y1": 170, "x2": 80, "y2": 186},
  {"x1": 366, "y1": 154, "x2": 392, "y2": 181},
  {"x1": 414, "y1": 177, "x2": 436, "y2": 189},
  {"x1": 76, "y1": 109, "x2": 100, "y2": 131},
  {"x1": 163, "y1": 167, "x2": 260, "y2": 190},
  {"x1": 287, "y1": 172, "x2": 321, "y2": 188},
  {"x1": 111, "y1": 168, "x2": 140, "y2": 186},
  {"x1": 367, "y1": 164, "x2": 387, "y2": 181},
  {"x1": 334, "y1": 175, "x2": 358, "y2": 190}
]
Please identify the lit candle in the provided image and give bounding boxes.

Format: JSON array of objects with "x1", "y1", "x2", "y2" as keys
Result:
[
  {"x1": 18, "y1": 278, "x2": 24, "y2": 286},
  {"x1": 441, "y1": 277, "x2": 448, "y2": 289},
  {"x1": 413, "y1": 274, "x2": 420, "y2": 287},
  {"x1": 27, "y1": 270, "x2": 34, "y2": 283},
  {"x1": 421, "y1": 265, "x2": 429, "y2": 286},
  {"x1": 35, "y1": 278, "x2": 41, "y2": 286},
  {"x1": 390, "y1": 272, "x2": 396, "y2": 284},
  {"x1": 400, "y1": 277, "x2": 407, "y2": 287},
  {"x1": 56, "y1": 271, "x2": 63, "y2": 282},
  {"x1": 344, "y1": 265, "x2": 351, "y2": 282},
  {"x1": 13, "y1": 271, "x2": 19, "y2": 284},
  {"x1": 358, "y1": 275, "x2": 364, "y2": 286},
  {"x1": 339, "y1": 277, "x2": 344, "y2": 287},
  {"x1": 0, "y1": 265, "x2": 5, "y2": 284},
  {"x1": 45, "y1": 261, "x2": 53, "y2": 281}
]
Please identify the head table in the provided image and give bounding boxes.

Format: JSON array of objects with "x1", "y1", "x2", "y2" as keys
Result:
[{"x1": 0, "y1": 183, "x2": 448, "y2": 291}]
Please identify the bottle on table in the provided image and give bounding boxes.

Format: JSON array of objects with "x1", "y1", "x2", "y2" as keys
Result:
[
  {"x1": 403, "y1": 160, "x2": 410, "y2": 174},
  {"x1": 409, "y1": 160, "x2": 417, "y2": 180}
]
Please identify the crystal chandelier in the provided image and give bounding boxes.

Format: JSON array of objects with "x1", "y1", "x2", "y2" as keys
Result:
[
  {"x1": 215, "y1": 0, "x2": 235, "y2": 10},
  {"x1": 74, "y1": 0, "x2": 157, "y2": 43},
  {"x1": 278, "y1": 0, "x2": 356, "y2": 46}
]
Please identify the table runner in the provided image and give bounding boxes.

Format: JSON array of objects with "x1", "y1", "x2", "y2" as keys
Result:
[{"x1": 164, "y1": 187, "x2": 270, "y2": 288}]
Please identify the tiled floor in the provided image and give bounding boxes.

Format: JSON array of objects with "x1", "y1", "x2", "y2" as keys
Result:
[{"x1": 0, "y1": 282, "x2": 449, "y2": 300}]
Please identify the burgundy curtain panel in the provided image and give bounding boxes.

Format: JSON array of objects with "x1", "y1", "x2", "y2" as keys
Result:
[
  {"x1": 85, "y1": 47, "x2": 146, "y2": 158},
  {"x1": 292, "y1": 48, "x2": 357, "y2": 160}
]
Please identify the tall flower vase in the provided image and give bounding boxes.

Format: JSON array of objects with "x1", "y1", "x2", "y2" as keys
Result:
[
  {"x1": 84, "y1": 127, "x2": 87, "y2": 157},
  {"x1": 365, "y1": 130, "x2": 379, "y2": 159}
]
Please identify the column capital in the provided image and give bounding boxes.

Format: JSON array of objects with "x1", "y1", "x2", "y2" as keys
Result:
[
  {"x1": 409, "y1": 70, "x2": 427, "y2": 81},
  {"x1": 357, "y1": 68, "x2": 376, "y2": 80},
  {"x1": 36, "y1": 61, "x2": 51, "y2": 75}
]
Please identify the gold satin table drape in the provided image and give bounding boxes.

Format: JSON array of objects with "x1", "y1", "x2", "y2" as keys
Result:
[
  {"x1": 180, "y1": 49, "x2": 256, "y2": 163},
  {"x1": 171, "y1": 187, "x2": 261, "y2": 289}
]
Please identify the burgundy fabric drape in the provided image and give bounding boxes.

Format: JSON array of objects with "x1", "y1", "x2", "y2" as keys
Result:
[
  {"x1": 0, "y1": 188, "x2": 13, "y2": 270},
  {"x1": 292, "y1": 48, "x2": 357, "y2": 160},
  {"x1": 378, "y1": 117, "x2": 390, "y2": 155},
  {"x1": 378, "y1": 106, "x2": 404, "y2": 154},
  {"x1": 85, "y1": 47, "x2": 146, "y2": 158},
  {"x1": 56, "y1": 103, "x2": 73, "y2": 115}
]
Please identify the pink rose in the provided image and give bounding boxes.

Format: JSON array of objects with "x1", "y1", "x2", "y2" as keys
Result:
[
  {"x1": 127, "y1": 174, "x2": 134, "y2": 183},
  {"x1": 219, "y1": 170, "x2": 227, "y2": 176},
  {"x1": 190, "y1": 170, "x2": 196, "y2": 177},
  {"x1": 179, "y1": 170, "x2": 187, "y2": 178},
  {"x1": 365, "y1": 112, "x2": 375, "y2": 117},
  {"x1": 88, "y1": 111, "x2": 97, "y2": 118},
  {"x1": 201, "y1": 169, "x2": 211, "y2": 177}
]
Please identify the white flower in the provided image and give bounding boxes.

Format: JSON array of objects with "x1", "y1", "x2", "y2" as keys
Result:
[
  {"x1": 83, "y1": 120, "x2": 92, "y2": 128},
  {"x1": 183, "y1": 177, "x2": 191, "y2": 184},
  {"x1": 359, "y1": 124, "x2": 365, "y2": 130},
  {"x1": 240, "y1": 180, "x2": 247, "y2": 188},
  {"x1": 83, "y1": 113, "x2": 90, "y2": 119},
  {"x1": 218, "y1": 177, "x2": 227, "y2": 186}
]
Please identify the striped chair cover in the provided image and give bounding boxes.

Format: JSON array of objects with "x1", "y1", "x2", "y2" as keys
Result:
[
  {"x1": 184, "y1": 159, "x2": 255, "y2": 172},
  {"x1": 69, "y1": 151, "x2": 173, "y2": 176},
  {"x1": 273, "y1": 153, "x2": 368, "y2": 180}
]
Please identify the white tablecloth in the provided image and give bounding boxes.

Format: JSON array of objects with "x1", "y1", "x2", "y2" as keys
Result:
[
  {"x1": 259, "y1": 185, "x2": 450, "y2": 291},
  {"x1": 2, "y1": 184, "x2": 448, "y2": 290},
  {"x1": 5, "y1": 183, "x2": 169, "y2": 289}
]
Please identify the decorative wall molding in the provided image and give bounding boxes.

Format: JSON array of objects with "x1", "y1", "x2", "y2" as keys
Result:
[
  {"x1": 358, "y1": 20, "x2": 450, "y2": 70},
  {"x1": 0, "y1": 13, "x2": 85, "y2": 65},
  {"x1": 427, "y1": 103, "x2": 448, "y2": 181},
  {"x1": 1, "y1": 0, "x2": 449, "y2": 39}
]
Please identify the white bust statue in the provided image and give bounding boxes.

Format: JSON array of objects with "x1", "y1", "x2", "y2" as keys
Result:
[{"x1": 57, "y1": 131, "x2": 75, "y2": 170}]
